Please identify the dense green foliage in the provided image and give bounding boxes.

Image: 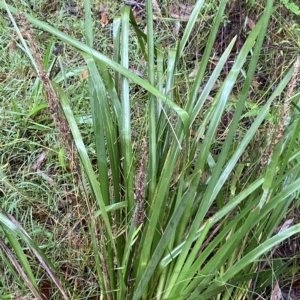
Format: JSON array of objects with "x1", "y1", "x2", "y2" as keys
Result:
[{"x1": 0, "y1": 0, "x2": 300, "y2": 299}]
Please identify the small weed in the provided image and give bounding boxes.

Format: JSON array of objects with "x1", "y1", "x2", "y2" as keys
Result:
[{"x1": 282, "y1": 0, "x2": 300, "y2": 15}]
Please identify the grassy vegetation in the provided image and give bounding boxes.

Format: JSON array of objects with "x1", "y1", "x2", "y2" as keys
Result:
[{"x1": 0, "y1": 0, "x2": 300, "y2": 299}]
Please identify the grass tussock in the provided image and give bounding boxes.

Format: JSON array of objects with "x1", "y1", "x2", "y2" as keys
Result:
[{"x1": 0, "y1": 0, "x2": 300, "y2": 299}]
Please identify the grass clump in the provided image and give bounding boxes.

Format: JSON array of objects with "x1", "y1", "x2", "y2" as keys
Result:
[{"x1": 1, "y1": 0, "x2": 300, "y2": 299}]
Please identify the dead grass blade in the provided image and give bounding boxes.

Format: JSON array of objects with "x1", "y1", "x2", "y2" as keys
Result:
[
  {"x1": 5, "y1": 212, "x2": 70, "y2": 300},
  {"x1": 0, "y1": 237, "x2": 43, "y2": 300}
]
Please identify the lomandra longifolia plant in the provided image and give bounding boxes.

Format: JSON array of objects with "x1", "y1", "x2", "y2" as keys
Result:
[{"x1": 0, "y1": 0, "x2": 300, "y2": 299}]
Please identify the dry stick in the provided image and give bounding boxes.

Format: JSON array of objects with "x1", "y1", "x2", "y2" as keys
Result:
[
  {"x1": 18, "y1": 13, "x2": 116, "y2": 299},
  {"x1": 6, "y1": 212, "x2": 70, "y2": 300},
  {"x1": 0, "y1": 237, "x2": 43, "y2": 300},
  {"x1": 98, "y1": 241, "x2": 112, "y2": 300},
  {"x1": 17, "y1": 12, "x2": 88, "y2": 223},
  {"x1": 16, "y1": 13, "x2": 92, "y2": 299},
  {"x1": 18, "y1": 13, "x2": 80, "y2": 177},
  {"x1": 134, "y1": 138, "x2": 148, "y2": 227}
]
